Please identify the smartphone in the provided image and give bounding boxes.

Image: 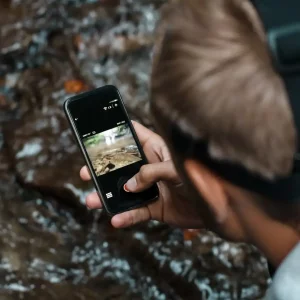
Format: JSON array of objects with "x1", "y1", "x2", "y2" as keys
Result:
[{"x1": 64, "y1": 85, "x2": 159, "y2": 215}]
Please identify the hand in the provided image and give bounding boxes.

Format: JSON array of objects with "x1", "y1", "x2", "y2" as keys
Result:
[{"x1": 80, "y1": 121, "x2": 204, "y2": 229}]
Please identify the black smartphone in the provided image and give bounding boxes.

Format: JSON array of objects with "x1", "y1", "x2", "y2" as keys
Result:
[{"x1": 64, "y1": 85, "x2": 159, "y2": 215}]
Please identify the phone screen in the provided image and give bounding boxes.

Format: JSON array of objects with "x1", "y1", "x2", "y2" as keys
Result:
[{"x1": 66, "y1": 86, "x2": 158, "y2": 214}]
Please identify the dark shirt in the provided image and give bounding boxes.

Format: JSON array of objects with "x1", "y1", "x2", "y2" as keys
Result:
[{"x1": 268, "y1": 262, "x2": 276, "y2": 278}]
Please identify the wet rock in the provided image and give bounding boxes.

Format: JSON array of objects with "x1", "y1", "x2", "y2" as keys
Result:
[
  {"x1": 14, "y1": 57, "x2": 83, "y2": 116},
  {"x1": 0, "y1": 281, "x2": 112, "y2": 300},
  {"x1": 75, "y1": 2, "x2": 161, "y2": 126},
  {"x1": 0, "y1": 0, "x2": 117, "y2": 75},
  {"x1": 0, "y1": 83, "x2": 20, "y2": 124},
  {"x1": 2, "y1": 55, "x2": 95, "y2": 209},
  {"x1": 4, "y1": 108, "x2": 94, "y2": 207},
  {"x1": 0, "y1": 177, "x2": 182, "y2": 300},
  {"x1": 126, "y1": 223, "x2": 269, "y2": 299},
  {"x1": 0, "y1": 149, "x2": 20, "y2": 200}
]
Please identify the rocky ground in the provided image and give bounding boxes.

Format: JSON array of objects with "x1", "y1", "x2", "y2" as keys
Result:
[
  {"x1": 0, "y1": 0, "x2": 269, "y2": 299},
  {"x1": 88, "y1": 141, "x2": 142, "y2": 176},
  {"x1": 92, "y1": 149, "x2": 141, "y2": 176}
]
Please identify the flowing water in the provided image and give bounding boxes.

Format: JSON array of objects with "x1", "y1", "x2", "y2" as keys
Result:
[{"x1": 0, "y1": 0, "x2": 269, "y2": 299}]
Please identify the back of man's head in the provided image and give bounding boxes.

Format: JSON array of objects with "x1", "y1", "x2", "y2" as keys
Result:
[{"x1": 151, "y1": 0, "x2": 296, "y2": 181}]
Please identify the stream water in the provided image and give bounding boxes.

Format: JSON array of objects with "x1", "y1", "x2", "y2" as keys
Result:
[{"x1": 0, "y1": 0, "x2": 269, "y2": 299}]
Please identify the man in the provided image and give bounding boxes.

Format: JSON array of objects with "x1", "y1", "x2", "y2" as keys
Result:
[{"x1": 80, "y1": 0, "x2": 300, "y2": 298}]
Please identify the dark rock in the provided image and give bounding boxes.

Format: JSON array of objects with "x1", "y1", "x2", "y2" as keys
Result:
[
  {"x1": 106, "y1": 162, "x2": 115, "y2": 169},
  {"x1": 0, "y1": 84, "x2": 20, "y2": 124},
  {"x1": 5, "y1": 108, "x2": 94, "y2": 208}
]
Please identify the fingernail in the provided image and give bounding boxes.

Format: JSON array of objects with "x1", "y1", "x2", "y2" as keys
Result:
[
  {"x1": 123, "y1": 184, "x2": 130, "y2": 192},
  {"x1": 126, "y1": 177, "x2": 137, "y2": 191}
]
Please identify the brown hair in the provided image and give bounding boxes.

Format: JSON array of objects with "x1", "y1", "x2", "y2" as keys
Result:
[{"x1": 150, "y1": 0, "x2": 296, "y2": 180}]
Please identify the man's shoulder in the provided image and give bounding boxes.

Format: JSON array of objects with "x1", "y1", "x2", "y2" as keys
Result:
[{"x1": 265, "y1": 243, "x2": 300, "y2": 300}]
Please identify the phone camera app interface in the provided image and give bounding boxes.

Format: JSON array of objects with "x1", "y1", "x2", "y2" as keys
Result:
[
  {"x1": 69, "y1": 88, "x2": 157, "y2": 213},
  {"x1": 83, "y1": 124, "x2": 142, "y2": 176}
]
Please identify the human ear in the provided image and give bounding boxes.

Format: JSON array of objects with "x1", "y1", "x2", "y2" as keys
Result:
[{"x1": 184, "y1": 159, "x2": 229, "y2": 223}]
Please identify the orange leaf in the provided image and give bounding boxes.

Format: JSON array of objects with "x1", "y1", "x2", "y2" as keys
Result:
[
  {"x1": 183, "y1": 229, "x2": 201, "y2": 241},
  {"x1": 0, "y1": 94, "x2": 7, "y2": 107},
  {"x1": 64, "y1": 80, "x2": 87, "y2": 94},
  {"x1": 73, "y1": 35, "x2": 84, "y2": 50}
]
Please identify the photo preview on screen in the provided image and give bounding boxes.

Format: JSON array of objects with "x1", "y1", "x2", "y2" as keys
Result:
[{"x1": 83, "y1": 123, "x2": 142, "y2": 177}]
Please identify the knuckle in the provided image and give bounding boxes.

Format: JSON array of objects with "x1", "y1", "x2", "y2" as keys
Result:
[
  {"x1": 130, "y1": 208, "x2": 150, "y2": 226},
  {"x1": 139, "y1": 165, "x2": 149, "y2": 181},
  {"x1": 141, "y1": 207, "x2": 151, "y2": 222},
  {"x1": 129, "y1": 210, "x2": 136, "y2": 226}
]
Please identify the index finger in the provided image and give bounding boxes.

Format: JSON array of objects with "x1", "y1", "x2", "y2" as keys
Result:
[
  {"x1": 132, "y1": 121, "x2": 163, "y2": 147},
  {"x1": 80, "y1": 166, "x2": 91, "y2": 181}
]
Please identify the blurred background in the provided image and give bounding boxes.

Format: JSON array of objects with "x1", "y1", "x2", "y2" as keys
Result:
[{"x1": 0, "y1": 0, "x2": 270, "y2": 299}]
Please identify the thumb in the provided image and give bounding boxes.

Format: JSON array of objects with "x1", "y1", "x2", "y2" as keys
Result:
[
  {"x1": 111, "y1": 207, "x2": 151, "y2": 228},
  {"x1": 124, "y1": 160, "x2": 178, "y2": 193}
]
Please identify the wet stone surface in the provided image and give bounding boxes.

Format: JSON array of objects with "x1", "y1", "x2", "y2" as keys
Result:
[
  {"x1": 0, "y1": 0, "x2": 269, "y2": 299},
  {"x1": 5, "y1": 107, "x2": 94, "y2": 207}
]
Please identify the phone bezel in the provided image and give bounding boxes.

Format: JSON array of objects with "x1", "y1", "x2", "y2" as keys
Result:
[{"x1": 64, "y1": 85, "x2": 159, "y2": 215}]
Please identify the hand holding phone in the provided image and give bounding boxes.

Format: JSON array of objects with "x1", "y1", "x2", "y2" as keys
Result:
[
  {"x1": 80, "y1": 121, "x2": 206, "y2": 230},
  {"x1": 64, "y1": 85, "x2": 159, "y2": 215}
]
